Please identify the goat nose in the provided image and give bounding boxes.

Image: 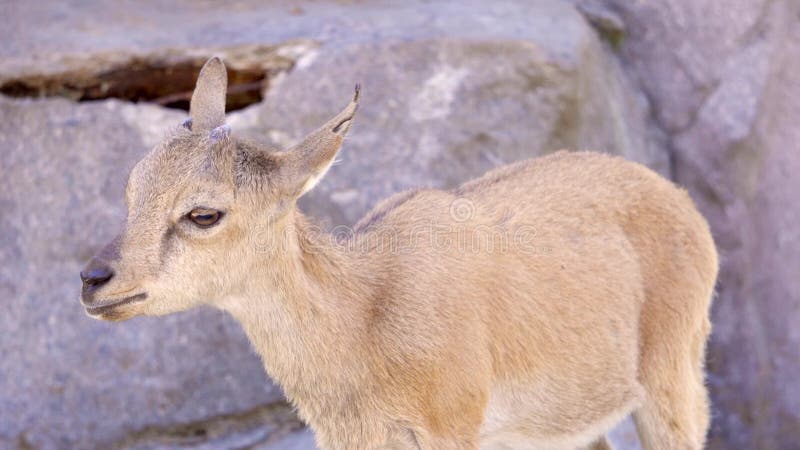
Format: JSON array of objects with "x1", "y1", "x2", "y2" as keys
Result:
[{"x1": 80, "y1": 265, "x2": 114, "y2": 288}]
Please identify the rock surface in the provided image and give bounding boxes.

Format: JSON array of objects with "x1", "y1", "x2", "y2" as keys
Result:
[{"x1": 0, "y1": 0, "x2": 797, "y2": 449}]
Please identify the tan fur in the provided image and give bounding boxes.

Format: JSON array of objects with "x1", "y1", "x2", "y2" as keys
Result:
[{"x1": 80, "y1": 58, "x2": 718, "y2": 450}]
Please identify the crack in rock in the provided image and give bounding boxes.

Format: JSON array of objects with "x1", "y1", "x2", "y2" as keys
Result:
[
  {"x1": 109, "y1": 401, "x2": 307, "y2": 450},
  {"x1": 0, "y1": 40, "x2": 318, "y2": 112}
]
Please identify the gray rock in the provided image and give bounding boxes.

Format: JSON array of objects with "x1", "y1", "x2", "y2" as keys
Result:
[{"x1": 253, "y1": 430, "x2": 319, "y2": 450}]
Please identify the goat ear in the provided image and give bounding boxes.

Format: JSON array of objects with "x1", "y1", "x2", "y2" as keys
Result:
[
  {"x1": 282, "y1": 85, "x2": 360, "y2": 197},
  {"x1": 189, "y1": 57, "x2": 228, "y2": 131}
]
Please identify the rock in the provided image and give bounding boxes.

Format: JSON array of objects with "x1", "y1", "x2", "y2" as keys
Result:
[{"x1": 253, "y1": 430, "x2": 318, "y2": 450}]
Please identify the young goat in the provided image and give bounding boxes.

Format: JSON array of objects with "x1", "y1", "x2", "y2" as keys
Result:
[{"x1": 80, "y1": 57, "x2": 717, "y2": 450}]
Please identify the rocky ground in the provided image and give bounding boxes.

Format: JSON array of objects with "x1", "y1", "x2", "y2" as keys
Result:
[{"x1": 0, "y1": 1, "x2": 797, "y2": 449}]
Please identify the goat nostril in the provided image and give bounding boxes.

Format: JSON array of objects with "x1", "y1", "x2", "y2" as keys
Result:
[{"x1": 80, "y1": 267, "x2": 114, "y2": 287}]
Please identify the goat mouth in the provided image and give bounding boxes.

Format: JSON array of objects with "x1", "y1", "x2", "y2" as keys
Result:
[{"x1": 85, "y1": 293, "x2": 147, "y2": 315}]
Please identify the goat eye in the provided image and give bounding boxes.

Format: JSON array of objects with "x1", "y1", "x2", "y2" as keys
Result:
[{"x1": 187, "y1": 208, "x2": 222, "y2": 228}]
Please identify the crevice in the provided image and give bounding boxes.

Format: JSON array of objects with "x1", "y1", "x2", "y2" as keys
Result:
[
  {"x1": 0, "y1": 41, "x2": 317, "y2": 112},
  {"x1": 108, "y1": 400, "x2": 306, "y2": 449}
]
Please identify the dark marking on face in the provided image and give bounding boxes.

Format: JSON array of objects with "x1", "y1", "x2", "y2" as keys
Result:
[
  {"x1": 98, "y1": 234, "x2": 123, "y2": 263},
  {"x1": 160, "y1": 225, "x2": 176, "y2": 267}
]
